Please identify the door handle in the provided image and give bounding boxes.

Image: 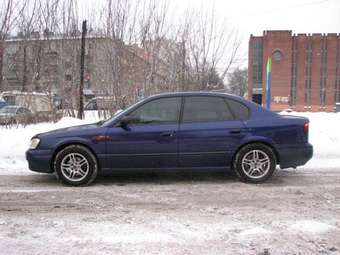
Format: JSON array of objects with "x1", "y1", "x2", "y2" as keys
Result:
[
  {"x1": 161, "y1": 132, "x2": 174, "y2": 137},
  {"x1": 230, "y1": 129, "x2": 241, "y2": 134}
]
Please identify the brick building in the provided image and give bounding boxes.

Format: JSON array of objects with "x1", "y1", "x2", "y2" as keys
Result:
[{"x1": 248, "y1": 30, "x2": 340, "y2": 112}]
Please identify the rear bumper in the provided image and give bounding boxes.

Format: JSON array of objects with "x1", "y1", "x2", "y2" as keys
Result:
[
  {"x1": 278, "y1": 143, "x2": 313, "y2": 169},
  {"x1": 26, "y1": 149, "x2": 54, "y2": 173}
]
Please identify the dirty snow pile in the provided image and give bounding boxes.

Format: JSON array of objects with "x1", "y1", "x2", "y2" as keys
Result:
[{"x1": 0, "y1": 111, "x2": 339, "y2": 174}]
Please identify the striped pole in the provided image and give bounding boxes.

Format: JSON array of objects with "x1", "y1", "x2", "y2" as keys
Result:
[{"x1": 265, "y1": 57, "x2": 272, "y2": 110}]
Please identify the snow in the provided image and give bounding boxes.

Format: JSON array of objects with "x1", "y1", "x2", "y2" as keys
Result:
[
  {"x1": 281, "y1": 111, "x2": 340, "y2": 170},
  {"x1": 77, "y1": 222, "x2": 179, "y2": 244},
  {"x1": 0, "y1": 112, "x2": 101, "y2": 174},
  {"x1": 239, "y1": 227, "x2": 272, "y2": 237},
  {"x1": 289, "y1": 220, "x2": 335, "y2": 234},
  {"x1": 0, "y1": 111, "x2": 340, "y2": 175}
]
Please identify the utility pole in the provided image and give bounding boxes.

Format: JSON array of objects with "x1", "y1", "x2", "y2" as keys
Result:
[
  {"x1": 181, "y1": 39, "x2": 186, "y2": 91},
  {"x1": 78, "y1": 20, "x2": 87, "y2": 119}
]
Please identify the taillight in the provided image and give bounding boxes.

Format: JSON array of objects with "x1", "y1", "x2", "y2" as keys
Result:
[{"x1": 304, "y1": 122, "x2": 309, "y2": 134}]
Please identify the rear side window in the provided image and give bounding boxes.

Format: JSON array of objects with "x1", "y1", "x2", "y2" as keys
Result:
[
  {"x1": 225, "y1": 99, "x2": 250, "y2": 120},
  {"x1": 182, "y1": 96, "x2": 234, "y2": 123}
]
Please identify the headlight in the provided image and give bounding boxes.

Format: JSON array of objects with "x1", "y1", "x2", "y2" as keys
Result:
[{"x1": 29, "y1": 138, "x2": 40, "y2": 149}]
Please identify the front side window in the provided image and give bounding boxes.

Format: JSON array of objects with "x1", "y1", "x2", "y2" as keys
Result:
[
  {"x1": 182, "y1": 96, "x2": 234, "y2": 123},
  {"x1": 128, "y1": 97, "x2": 181, "y2": 125}
]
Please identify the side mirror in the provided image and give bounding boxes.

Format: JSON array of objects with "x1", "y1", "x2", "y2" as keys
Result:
[{"x1": 118, "y1": 116, "x2": 139, "y2": 129}]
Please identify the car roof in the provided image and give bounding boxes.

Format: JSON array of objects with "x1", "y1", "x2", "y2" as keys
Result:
[{"x1": 146, "y1": 91, "x2": 245, "y2": 101}]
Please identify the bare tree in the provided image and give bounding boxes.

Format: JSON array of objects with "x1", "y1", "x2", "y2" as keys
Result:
[
  {"x1": 183, "y1": 5, "x2": 241, "y2": 91},
  {"x1": 0, "y1": 0, "x2": 26, "y2": 91},
  {"x1": 227, "y1": 67, "x2": 248, "y2": 97},
  {"x1": 58, "y1": 0, "x2": 80, "y2": 117},
  {"x1": 15, "y1": 0, "x2": 40, "y2": 91},
  {"x1": 1, "y1": 0, "x2": 242, "y2": 123}
]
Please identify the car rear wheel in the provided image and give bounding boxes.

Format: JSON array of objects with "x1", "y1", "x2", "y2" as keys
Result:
[
  {"x1": 54, "y1": 145, "x2": 98, "y2": 186},
  {"x1": 233, "y1": 143, "x2": 276, "y2": 183}
]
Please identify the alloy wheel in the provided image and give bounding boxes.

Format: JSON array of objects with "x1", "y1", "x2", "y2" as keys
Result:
[
  {"x1": 60, "y1": 153, "x2": 89, "y2": 182},
  {"x1": 241, "y1": 149, "x2": 271, "y2": 179}
]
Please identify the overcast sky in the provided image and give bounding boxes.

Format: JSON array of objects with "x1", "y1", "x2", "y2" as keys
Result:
[
  {"x1": 173, "y1": 0, "x2": 340, "y2": 64},
  {"x1": 81, "y1": 0, "x2": 340, "y2": 66}
]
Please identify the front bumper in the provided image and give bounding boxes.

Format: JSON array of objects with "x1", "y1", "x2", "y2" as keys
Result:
[
  {"x1": 26, "y1": 149, "x2": 54, "y2": 173},
  {"x1": 278, "y1": 143, "x2": 313, "y2": 169}
]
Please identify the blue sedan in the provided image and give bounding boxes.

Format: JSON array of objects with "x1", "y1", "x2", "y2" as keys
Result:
[{"x1": 26, "y1": 92, "x2": 313, "y2": 186}]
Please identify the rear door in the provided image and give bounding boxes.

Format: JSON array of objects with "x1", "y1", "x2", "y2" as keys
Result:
[{"x1": 178, "y1": 96, "x2": 247, "y2": 168}]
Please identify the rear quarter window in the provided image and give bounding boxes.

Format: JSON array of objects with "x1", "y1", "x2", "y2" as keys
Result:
[{"x1": 225, "y1": 99, "x2": 250, "y2": 120}]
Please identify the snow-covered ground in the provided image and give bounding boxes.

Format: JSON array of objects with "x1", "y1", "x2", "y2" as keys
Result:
[
  {"x1": 1, "y1": 170, "x2": 340, "y2": 254},
  {"x1": 0, "y1": 111, "x2": 339, "y2": 174}
]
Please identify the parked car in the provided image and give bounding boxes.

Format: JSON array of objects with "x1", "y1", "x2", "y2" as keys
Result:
[
  {"x1": 0, "y1": 91, "x2": 55, "y2": 112},
  {"x1": 0, "y1": 100, "x2": 8, "y2": 109},
  {"x1": 84, "y1": 97, "x2": 116, "y2": 111},
  {"x1": 26, "y1": 92, "x2": 313, "y2": 186},
  {"x1": 0, "y1": 91, "x2": 63, "y2": 123},
  {"x1": 0, "y1": 105, "x2": 32, "y2": 125}
]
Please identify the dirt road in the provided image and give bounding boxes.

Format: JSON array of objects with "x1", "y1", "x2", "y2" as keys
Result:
[{"x1": 0, "y1": 168, "x2": 339, "y2": 255}]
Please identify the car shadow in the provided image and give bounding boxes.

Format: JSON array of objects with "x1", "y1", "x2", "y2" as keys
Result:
[
  {"x1": 94, "y1": 168, "x2": 302, "y2": 187},
  {"x1": 95, "y1": 169, "x2": 238, "y2": 185},
  {"x1": 28, "y1": 168, "x2": 300, "y2": 187}
]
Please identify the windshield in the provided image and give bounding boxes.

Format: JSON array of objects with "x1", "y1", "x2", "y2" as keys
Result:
[
  {"x1": 0, "y1": 107, "x2": 17, "y2": 114},
  {"x1": 99, "y1": 109, "x2": 126, "y2": 126}
]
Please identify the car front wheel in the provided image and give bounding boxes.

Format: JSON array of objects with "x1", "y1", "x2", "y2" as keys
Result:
[
  {"x1": 233, "y1": 143, "x2": 276, "y2": 183},
  {"x1": 54, "y1": 145, "x2": 98, "y2": 186}
]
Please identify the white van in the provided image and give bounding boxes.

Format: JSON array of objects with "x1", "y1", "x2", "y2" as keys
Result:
[{"x1": 0, "y1": 91, "x2": 57, "y2": 113}]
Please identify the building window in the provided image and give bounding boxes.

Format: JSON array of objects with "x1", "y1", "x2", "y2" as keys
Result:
[
  {"x1": 320, "y1": 37, "x2": 327, "y2": 107},
  {"x1": 305, "y1": 39, "x2": 313, "y2": 107},
  {"x1": 252, "y1": 39, "x2": 263, "y2": 90},
  {"x1": 272, "y1": 50, "x2": 282, "y2": 61},
  {"x1": 290, "y1": 38, "x2": 298, "y2": 107}
]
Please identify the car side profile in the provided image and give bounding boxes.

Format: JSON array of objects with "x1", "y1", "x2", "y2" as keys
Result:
[
  {"x1": 0, "y1": 105, "x2": 32, "y2": 125},
  {"x1": 26, "y1": 92, "x2": 313, "y2": 186}
]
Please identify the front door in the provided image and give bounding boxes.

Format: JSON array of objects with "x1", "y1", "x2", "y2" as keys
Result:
[
  {"x1": 178, "y1": 96, "x2": 247, "y2": 168},
  {"x1": 105, "y1": 96, "x2": 182, "y2": 169}
]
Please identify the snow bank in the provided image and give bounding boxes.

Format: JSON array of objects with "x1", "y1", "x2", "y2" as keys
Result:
[
  {"x1": 0, "y1": 111, "x2": 339, "y2": 175},
  {"x1": 0, "y1": 115, "x2": 101, "y2": 174},
  {"x1": 281, "y1": 111, "x2": 340, "y2": 169}
]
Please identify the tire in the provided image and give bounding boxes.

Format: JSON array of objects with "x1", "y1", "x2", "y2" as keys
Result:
[
  {"x1": 54, "y1": 145, "x2": 98, "y2": 186},
  {"x1": 233, "y1": 143, "x2": 276, "y2": 183}
]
